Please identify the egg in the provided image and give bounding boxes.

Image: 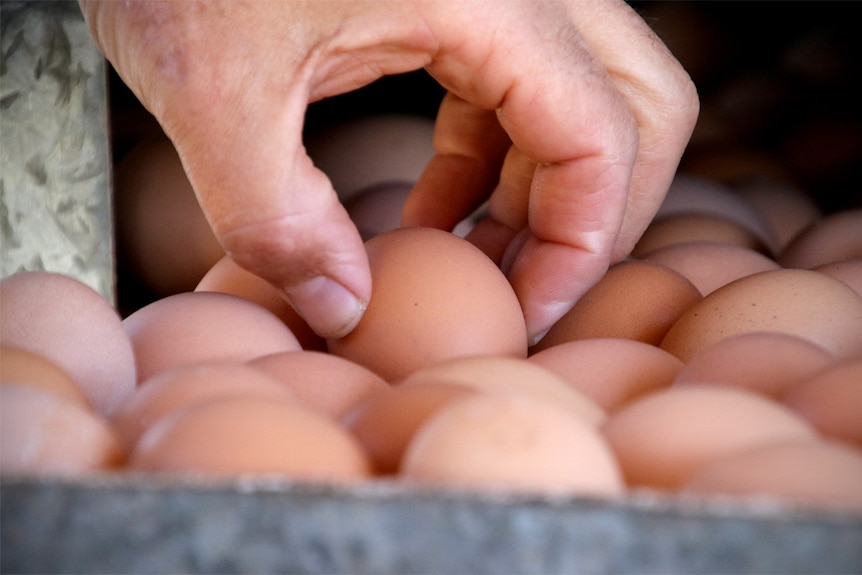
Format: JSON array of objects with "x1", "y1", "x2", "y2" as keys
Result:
[
  {"x1": 114, "y1": 135, "x2": 225, "y2": 296},
  {"x1": 196, "y1": 255, "x2": 325, "y2": 351},
  {"x1": 782, "y1": 358, "x2": 862, "y2": 448},
  {"x1": 640, "y1": 241, "x2": 780, "y2": 296},
  {"x1": 779, "y1": 209, "x2": 862, "y2": 269},
  {"x1": 0, "y1": 271, "x2": 136, "y2": 415},
  {"x1": 1, "y1": 384, "x2": 124, "y2": 475},
  {"x1": 343, "y1": 182, "x2": 414, "y2": 241},
  {"x1": 110, "y1": 362, "x2": 296, "y2": 452},
  {"x1": 400, "y1": 355, "x2": 606, "y2": 426},
  {"x1": 123, "y1": 291, "x2": 302, "y2": 383},
  {"x1": 248, "y1": 350, "x2": 390, "y2": 419},
  {"x1": 129, "y1": 396, "x2": 372, "y2": 481},
  {"x1": 342, "y1": 382, "x2": 477, "y2": 474},
  {"x1": 660, "y1": 268, "x2": 862, "y2": 362},
  {"x1": 327, "y1": 227, "x2": 528, "y2": 382},
  {"x1": 531, "y1": 260, "x2": 702, "y2": 352},
  {"x1": 682, "y1": 440, "x2": 862, "y2": 513},
  {"x1": 0, "y1": 345, "x2": 89, "y2": 408},
  {"x1": 400, "y1": 393, "x2": 624, "y2": 497},
  {"x1": 814, "y1": 258, "x2": 862, "y2": 298},
  {"x1": 527, "y1": 338, "x2": 684, "y2": 413},
  {"x1": 672, "y1": 332, "x2": 836, "y2": 398},
  {"x1": 601, "y1": 384, "x2": 816, "y2": 490},
  {"x1": 735, "y1": 179, "x2": 822, "y2": 252},
  {"x1": 632, "y1": 213, "x2": 770, "y2": 258}
]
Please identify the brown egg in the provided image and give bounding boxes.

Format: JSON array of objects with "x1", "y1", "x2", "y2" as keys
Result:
[
  {"x1": 673, "y1": 332, "x2": 836, "y2": 398},
  {"x1": 683, "y1": 440, "x2": 862, "y2": 513},
  {"x1": 196, "y1": 255, "x2": 326, "y2": 351},
  {"x1": 110, "y1": 362, "x2": 296, "y2": 452},
  {"x1": 601, "y1": 384, "x2": 816, "y2": 490},
  {"x1": 343, "y1": 382, "x2": 477, "y2": 474},
  {"x1": 123, "y1": 291, "x2": 302, "y2": 383},
  {"x1": 632, "y1": 213, "x2": 769, "y2": 258},
  {"x1": 130, "y1": 396, "x2": 372, "y2": 481},
  {"x1": 814, "y1": 259, "x2": 862, "y2": 298},
  {"x1": 531, "y1": 260, "x2": 702, "y2": 352},
  {"x1": 400, "y1": 355, "x2": 606, "y2": 427},
  {"x1": 248, "y1": 350, "x2": 390, "y2": 419},
  {"x1": 782, "y1": 358, "x2": 862, "y2": 448},
  {"x1": 327, "y1": 227, "x2": 528, "y2": 382},
  {"x1": 660, "y1": 269, "x2": 862, "y2": 362},
  {"x1": 400, "y1": 393, "x2": 623, "y2": 496},
  {"x1": 780, "y1": 209, "x2": 862, "y2": 269},
  {"x1": 527, "y1": 338, "x2": 684, "y2": 413},
  {"x1": 735, "y1": 179, "x2": 822, "y2": 252},
  {"x1": 114, "y1": 135, "x2": 225, "y2": 296},
  {"x1": 640, "y1": 241, "x2": 780, "y2": 296},
  {"x1": 1, "y1": 384, "x2": 123, "y2": 475},
  {"x1": 0, "y1": 271, "x2": 136, "y2": 416},
  {"x1": 0, "y1": 345, "x2": 89, "y2": 408},
  {"x1": 343, "y1": 182, "x2": 414, "y2": 241}
]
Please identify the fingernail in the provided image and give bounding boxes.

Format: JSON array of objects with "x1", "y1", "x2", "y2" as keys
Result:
[{"x1": 285, "y1": 276, "x2": 367, "y2": 339}]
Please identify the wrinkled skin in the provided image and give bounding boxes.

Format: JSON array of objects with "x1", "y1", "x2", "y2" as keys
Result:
[{"x1": 80, "y1": 0, "x2": 699, "y2": 342}]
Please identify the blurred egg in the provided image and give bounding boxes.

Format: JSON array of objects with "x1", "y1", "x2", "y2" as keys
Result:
[
  {"x1": 327, "y1": 227, "x2": 528, "y2": 382},
  {"x1": 632, "y1": 213, "x2": 769, "y2": 258},
  {"x1": 400, "y1": 355, "x2": 606, "y2": 427},
  {"x1": 0, "y1": 345, "x2": 89, "y2": 408},
  {"x1": 343, "y1": 182, "x2": 414, "y2": 241},
  {"x1": 782, "y1": 358, "x2": 862, "y2": 448},
  {"x1": 401, "y1": 393, "x2": 624, "y2": 496},
  {"x1": 780, "y1": 209, "x2": 862, "y2": 269},
  {"x1": 114, "y1": 135, "x2": 225, "y2": 296},
  {"x1": 0, "y1": 271, "x2": 136, "y2": 415},
  {"x1": 527, "y1": 338, "x2": 684, "y2": 413},
  {"x1": 110, "y1": 362, "x2": 296, "y2": 452},
  {"x1": 123, "y1": 291, "x2": 302, "y2": 383},
  {"x1": 814, "y1": 258, "x2": 862, "y2": 298},
  {"x1": 306, "y1": 114, "x2": 435, "y2": 202},
  {"x1": 196, "y1": 255, "x2": 325, "y2": 351},
  {"x1": 682, "y1": 440, "x2": 862, "y2": 513},
  {"x1": 673, "y1": 332, "x2": 836, "y2": 398},
  {"x1": 532, "y1": 260, "x2": 702, "y2": 352},
  {"x1": 660, "y1": 269, "x2": 862, "y2": 362},
  {"x1": 248, "y1": 350, "x2": 390, "y2": 419},
  {"x1": 601, "y1": 384, "x2": 816, "y2": 490},
  {"x1": 342, "y1": 382, "x2": 477, "y2": 474},
  {"x1": 130, "y1": 396, "x2": 371, "y2": 481},
  {"x1": 640, "y1": 241, "x2": 780, "y2": 296},
  {"x1": 735, "y1": 179, "x2": 822, "y2": 252},
  {"x1": 1, "y1": 384, "x2": 123, "y2": 475}
]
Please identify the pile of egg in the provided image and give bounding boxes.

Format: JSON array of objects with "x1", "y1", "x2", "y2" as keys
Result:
[{"x1": 2, "y1": 117, "x2": 861, "y2": 516}]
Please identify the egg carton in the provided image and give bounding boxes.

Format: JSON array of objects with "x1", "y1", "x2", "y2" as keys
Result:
[{"x1": 1, "y1": 4, "x2": 861, "y2": 575}]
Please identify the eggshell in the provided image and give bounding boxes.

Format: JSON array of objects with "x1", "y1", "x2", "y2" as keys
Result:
[
  {"x1": 129, "y1": 396, "x2": 371, "y2": 481},
  {"x1": 660, "y1": 268, "x2": 862, "y2": 362},
  {"x1": 531, "y1": 260, "x2": 702, "y2": 352},
  {"x1": 780, "y1": 209, "x2": 862, "y2": 269},
  {"x1": 110, "y1": 362, "x2": 296, "y2": 452},
  {"x1": 343, "y1": 181, "x2": 414, "y2": 241},
  {"x1": 527, "y1": 338, "x2": 684, "y2": 413},
  {"x1": 0, "y1": 345, "x2": 89, "y2": 408},
  {"x1": 673, "y1": 332, "x2": 836, "y2": 398},
  {"x1": 683, "y1": 440, "x2": 862, "y2": 513},
  {"x1": 735, "y1": 179, "x2": 822, "y2": 252},
  {"x1": 1, "y1": 384, "x2": 123, "y2": 475},
  {"x1": 248, "y1": 350, "x2": 390, "y2": 419},
  {"x1": 327, "y1": 227, "x2": 528, "y2": 382},
  {"x1": 782, "y1": 358, "x2": 862, "y2": 448},
  {"x1": 400, "y1": 355, "x2": 606, "y2": 427},
  {"x1": 123, "y1": 291, "x2": 302, "y2": 383},
  {"x1": 631, "y1": 213, "x2": 769, "y2": 258},
  {"x1": 814, "y1": 258, "x2": 862, "y2": 298},
  {"x1": 601, "y1": 385, "x2": 816, "y2": 490},
  {"x1": 343, "y1": 382, "x2": 477, "y2": 474},
  {"x1": 114, "y1": 135, "x2": 224, "y2": 296},
  {"x1": 401, "y1": 393, "x2": 624, "y2": 496},
  {"x1": 0, "y1": 271, "x2": 136, "y2": 416},
  {"x1": 196, "y1": 255, "x2": 325, "y2": 351},
  {"x1": 640, "y1": 241, "x2": 780, "y2": 296}
]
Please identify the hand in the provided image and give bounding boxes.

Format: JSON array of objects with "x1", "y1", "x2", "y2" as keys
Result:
[{"x1": 80, "y1": 0, "x2": 698, "y2": 342}]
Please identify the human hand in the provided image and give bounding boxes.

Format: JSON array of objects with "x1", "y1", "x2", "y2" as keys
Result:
[{"x1": 80, "y1": 0, "x2": 698, "y2": 342}]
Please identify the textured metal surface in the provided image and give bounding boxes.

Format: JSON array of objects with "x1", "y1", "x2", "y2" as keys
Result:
[
  {"x1": 2, "y1": 474, "x2": 861, "y2": 574},
  {"x1": 0, "y1": 1, "x2": 114, "y2": 303}
]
